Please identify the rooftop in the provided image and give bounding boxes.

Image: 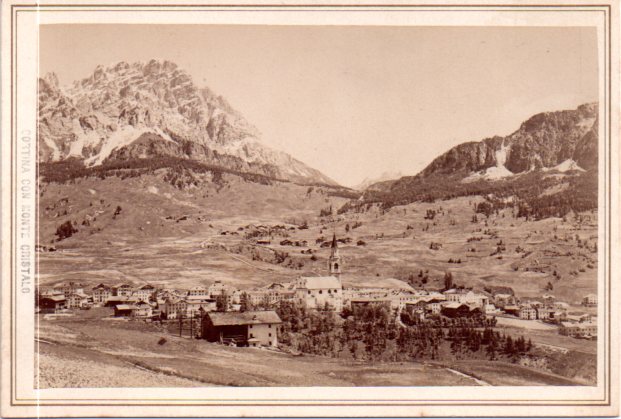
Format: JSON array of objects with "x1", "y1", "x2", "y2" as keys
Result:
[{"x1": 207, "y1": 310, "x2": 282, "y2": 326}]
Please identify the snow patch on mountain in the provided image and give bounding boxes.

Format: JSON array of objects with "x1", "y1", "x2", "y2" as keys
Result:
[
  {"x1": 85, "y1": 126, "x2": 174, "y2": 167},
  {"x1": 543, "y1": 159, "x2": 586, "y2": 173},
  {"x1": 462, "y1": 143, "x2": 514, "y2": 183}
]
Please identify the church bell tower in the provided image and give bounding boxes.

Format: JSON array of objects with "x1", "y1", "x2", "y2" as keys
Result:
[{"x1": 328, "y1": 233, "x2": 342, "y2": 280}]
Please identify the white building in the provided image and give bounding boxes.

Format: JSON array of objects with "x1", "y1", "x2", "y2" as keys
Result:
[
  {"x1": 582, "y1": 294, "x2": 597, "y2": 307},
  {"x1": 187, "y1": 286, "x2": 209, "y2": 297},
  {"x1": 92, "y1": 283, "x2": 112, "y2": 304},
  {"x1": 162, "y1": 297, "x2": 187, "y2": 320},
  {"x1": 443, "y1": 289, "x2": 489, "y2": 308},
  {"x1": 132, "y1": 284, "x2": 156, "y2": 302},
  {"x1": 295, "y1": 276, "x2": 343, "y2": 311}
]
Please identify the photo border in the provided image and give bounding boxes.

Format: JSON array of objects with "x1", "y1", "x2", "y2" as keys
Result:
[{"x1": 1, "y1": 1, "x2": 618, "y2": 417}]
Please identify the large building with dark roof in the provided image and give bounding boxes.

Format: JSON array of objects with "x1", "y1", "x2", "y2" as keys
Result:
[{"x1": 202, "y1": 310, "x2": 282, "y2": 347}]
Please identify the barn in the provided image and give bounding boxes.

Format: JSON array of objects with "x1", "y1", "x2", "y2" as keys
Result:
[{"x1": 201, "y1": 310, "x2": 282, "y2": 347}]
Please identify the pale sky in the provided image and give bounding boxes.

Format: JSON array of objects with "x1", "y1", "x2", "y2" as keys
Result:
[{"x1": 40, "y1": 25, "x2": 598, "y2": 187}]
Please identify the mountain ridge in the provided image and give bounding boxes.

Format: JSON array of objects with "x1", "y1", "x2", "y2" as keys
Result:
[
  {"x1": 358, "y1": 103, "x2": 598, "y2": 220},
  {"x1": 38, "y1": 59, "x2": 337, "y2": 186}
]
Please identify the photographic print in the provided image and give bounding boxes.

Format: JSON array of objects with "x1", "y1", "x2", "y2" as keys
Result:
[{"x1": 1, "y1": 1, "x2": 619, "y2": 417}]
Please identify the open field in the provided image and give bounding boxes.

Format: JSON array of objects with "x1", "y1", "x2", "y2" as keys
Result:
[
  {"x1": 36, "y1": 308, "x2": 591, "y2": 388},
  {"x1": 36, "y1": 312, "x2": 477, "y2": 388}
]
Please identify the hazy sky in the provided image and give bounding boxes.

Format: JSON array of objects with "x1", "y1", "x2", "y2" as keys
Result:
[{"x1": 40, "y1": 25, "x2": 598, "y2": 187}]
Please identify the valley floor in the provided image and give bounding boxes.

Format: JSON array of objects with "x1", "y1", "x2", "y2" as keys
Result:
[{"x1": 35, "y1": 309, "x2": 592, "y2": 388}]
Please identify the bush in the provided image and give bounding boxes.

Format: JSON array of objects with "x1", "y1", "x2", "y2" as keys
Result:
[{"x1": 55, "y1": 220, "x2": 77, "y2": 241}]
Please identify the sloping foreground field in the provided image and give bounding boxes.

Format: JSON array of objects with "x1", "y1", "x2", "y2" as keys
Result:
[{"x1": 36, "y1": 313, "x2": 587, "y2": 388}]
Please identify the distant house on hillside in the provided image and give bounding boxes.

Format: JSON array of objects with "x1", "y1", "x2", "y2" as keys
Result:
[
  {"x1": 92, "y1": 283, "x2": 112, "y2": 304},
  {"x1": 112, "y1": 284, "x2": 133, "y2": 297},
  {"x1": 188, "y1": 286, "x2": 209, "y2": 297},
  {"x1": 132, "y1": 284, "x2": 156, "y2": 302},
  {"x1": 582, "y1": 294, "x2": 597, "y2": 307},
  {"x1": 54, "y1": 281, "x2": 84, "y2": 297},
  {"x1": 66, "y1": 292, "x2": 89, "y2": 309},
  {"x1": 202, "y1": 310, "x2": 282, "y2": 347}
]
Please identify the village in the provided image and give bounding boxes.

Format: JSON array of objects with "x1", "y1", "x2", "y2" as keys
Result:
[{"x1": 36, "y1": 234, "x2": 598, "y2": 351}]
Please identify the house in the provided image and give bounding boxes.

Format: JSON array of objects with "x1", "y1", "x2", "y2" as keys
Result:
[
  {"x1": 92, "y1": 283, "x2": 112, "y2": 304},
  {"x1": 426, "y1": 298, "x2": 446, "y2": 315},
  {"x1": 493, "y1": 293, "x2": 517, "y2": 308},
  {"x1": 484, "y1": 303, "x2": 499, "y2": 315},
  {"x1": 443, "y1": 289, "x2": 489, "y2": 308},
  {"x1": 246, "y1": 285, "x2": 296, "y2": 308},
  {"x1": 441, "y1": 303, "x2": 482, "y2": 318},
  {"x1": 536, "y1": 306, "x2": 556, "y2": 320},
  {"x1": 582, "y1": 294, "x2": 597, "y2": 307},
  {"x1": 503, "y1": 305, "x2": 521, "y2": 316},
  {"x1": 185, "y1": 296, "x2": 216, "y2": 317},
  {"x1": 112, "y1": 284, "x2": 133, "y2": 297},
  {"x1": 104, "y1": 296, "x2": 131, "y2": 307},
  {"x1": 542, "y1": 294, "x2": 555, "y2": 305},
  {"x1": 132, "y1": 301, "x2": 153, "y2": 318},
  {"x1": 559, "y1": 321, "x2": 597, "y2": 338},
  {"x1": 519, "y1": 305, "x2": 538, "y2": 320},
  {"x1": 187, "y1": 286, "x2": 209, "y2": 297},
  {"x1": 132, "y1": 284, "x2": 156, "y2": 302},
  {"x1": 162, "y1": 297, "x2": 187, "y2": 319},
  {"x1": 66, "y1": 292, "x2": 89, "y2": 309},
  {"x1": 114, "y1": 304, "x2": 135, "y2": 317},
  {"x1": 202, "y1": 310, "x2": 282, "y2": 347},
  {"x1": 38, "y1": 295, "x2": 67, "y2": 313},
  {"x1": 53, "y1": 281, "x2": 84, "y2": 297}
]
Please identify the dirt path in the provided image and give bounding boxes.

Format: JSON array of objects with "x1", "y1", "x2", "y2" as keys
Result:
[{"x1": 445, "y1": 368, "x2": 491, "y2": 386}]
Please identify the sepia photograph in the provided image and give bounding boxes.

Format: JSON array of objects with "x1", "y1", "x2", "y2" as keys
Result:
[{"x1": 1, "y1": 1, "x2": 619, "y2": 417}]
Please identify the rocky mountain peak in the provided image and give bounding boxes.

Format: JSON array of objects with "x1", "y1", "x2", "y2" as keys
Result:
[{"x1": 38, "y1": 60, "x2": 337, "y2": 186}]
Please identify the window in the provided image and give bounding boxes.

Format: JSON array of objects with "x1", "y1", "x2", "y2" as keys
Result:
[
  {"x1": 308, "y1": 290, "x2": 311, "y2": 295},
  {"x1": 269, "y1": 333, "x2": 272, "y2": 337},
  {"x1": 328, "y1": 289, "x2": 331, "y2": 293},
  {"x1": 250, "y1": 333, "x2": 254, "y2": 338},
  {"x1": 319, "y1": 290, "x2": 323, "y2": 294},
  {"x1": 268, "y1": 324, "x2": 271, "y2": 328},
  {"x1": 249, "y1": 325, "x2": 253, "y2": 329}
]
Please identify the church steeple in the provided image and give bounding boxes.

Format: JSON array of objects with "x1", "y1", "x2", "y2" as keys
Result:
[{"x1": 328, "y1": 233, "x2": 342, "y2": 279}]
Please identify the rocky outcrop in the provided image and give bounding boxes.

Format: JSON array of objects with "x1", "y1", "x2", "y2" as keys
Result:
[{"x1": 414, "y1": 103, "x2": 597, "y2": 181}]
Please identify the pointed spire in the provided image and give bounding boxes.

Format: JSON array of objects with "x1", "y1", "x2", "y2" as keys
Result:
[{"x1": 331, "y1": 233, "x2": 337, "y2": 249}]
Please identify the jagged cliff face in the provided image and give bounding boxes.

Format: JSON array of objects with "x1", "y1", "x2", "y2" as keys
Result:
[
  {"x1": 38, "y1": 60, "x2": 336, "y2": 186},
  {"x1": 418, "y1": 103, "x2": 598, "y2": 180}
]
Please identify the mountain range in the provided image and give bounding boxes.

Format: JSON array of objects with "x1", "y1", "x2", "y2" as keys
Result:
[
  {"x1": 38, "y1": 60, "x2": 336, "y2": 186},
  {"x1": 360, "y1": 102, "x2": 598, "y2": 219}
]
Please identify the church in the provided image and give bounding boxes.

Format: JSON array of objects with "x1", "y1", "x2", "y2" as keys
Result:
[{"x1": 294, "y1": 234, "x2": 343, "y2": 312}]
